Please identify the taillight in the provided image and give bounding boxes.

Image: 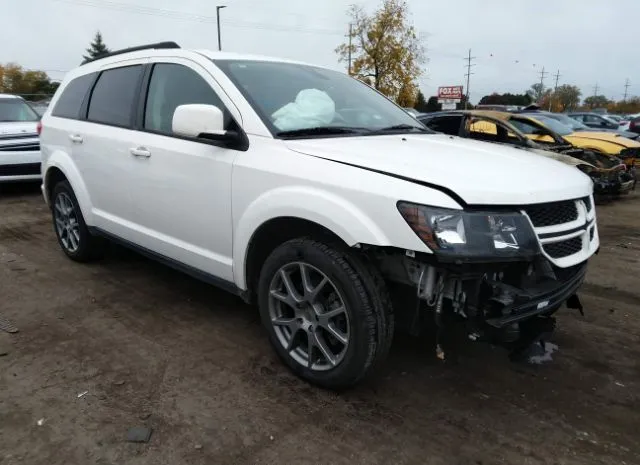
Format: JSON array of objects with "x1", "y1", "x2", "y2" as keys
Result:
[{"x1": 36, "y1": 121, "x2": 43, "y2": 135}]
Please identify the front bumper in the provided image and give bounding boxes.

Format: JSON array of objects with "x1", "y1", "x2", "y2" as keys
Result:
[
  {"x1": 486, "y1": 262, "x2": 587, "y2": 328},
  {"x1": 0, "y1": 150, "x2": 41, "y2": 182}
]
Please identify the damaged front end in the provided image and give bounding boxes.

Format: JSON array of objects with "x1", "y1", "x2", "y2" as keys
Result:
[{"x1": 372, "y1": 196, "x2": 597, "y2": 361}]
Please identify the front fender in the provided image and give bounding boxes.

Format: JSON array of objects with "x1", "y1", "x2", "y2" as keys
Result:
[
  {"x1": 44, "y1": 150, "x2": 94, "y2": 225},
  {"x1": 233, "y1": 186, "x2": 393, "y2": 289}
]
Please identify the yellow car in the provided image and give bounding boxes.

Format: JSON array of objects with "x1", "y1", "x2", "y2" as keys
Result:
[
  {"x1": 507, "y1": 112, "x2": 640, "y2": 169},
  {"x1": 418, "y1": 110, "x2": 635, "y2": 197}
]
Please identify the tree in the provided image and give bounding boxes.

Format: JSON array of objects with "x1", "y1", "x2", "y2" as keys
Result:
[
  {"x1": 414, "y1": 90, "x2": 428, "y2": 112},
  {"x1": 583, "y1": 95, "x2": 611, "y2": 109},
  {"x1": 0, "y1": 63, "x2": 59, "y2": 100},
  {"x1": 83, "y1": 31, "x2": 110, "y2": 63},
  {"x1": 426, "y1": 96, "x2": 440, "y2": 112},
  {"x1": 614, "y1": 97, "x2": 640, "y2": 114},
  {"x1": 478, "y1": 92, "x2": 532, "y2": 106},
  {"x1": 336, "y1": 0, "x2": 426, "y2": 105},
  {"x1": 456, "y1": 94, "x2": 471, "y2": 110},
  {"x1": 526, "y1": 83, "x2": 551, "y2": 103},
  {"x1": 553, "y1": 84, "x2": 581, "y2": 112}
]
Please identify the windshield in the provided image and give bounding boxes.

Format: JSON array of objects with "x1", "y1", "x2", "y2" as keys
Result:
[
  {"x1": 526, "y1": 114, "x2": 573, "y2": 135},
  {"x1": 0, "y1": 98, "x2": 40, "y2": 122},
  {"x1": 214, "y1": 60, "x2": 428, "y2": 136},
  {"x1": 549, "y1": 113, "x2": 589, "y2": 131}
]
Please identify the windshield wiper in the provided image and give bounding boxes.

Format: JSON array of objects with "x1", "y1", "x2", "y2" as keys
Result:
[
  {"x1": 275, "y1": 126, "x2": 369, "y2": 138},
  {"x1": 368, "y1": 124, "x2": 430, "y2": 135}
]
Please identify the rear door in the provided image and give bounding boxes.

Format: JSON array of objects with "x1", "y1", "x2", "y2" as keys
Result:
[
  {"x1": 75, "y1": 60, "x2": 147, "y2": 238},
  {"x1": 44, "y1": 72, "x2": 96, "y2": 183}
]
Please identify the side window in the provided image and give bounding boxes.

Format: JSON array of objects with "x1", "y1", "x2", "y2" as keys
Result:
[
  {"x1": 423, "y1": 116, "x2": 462, "y2": 135},
  {"x1": 468, "y1": 118, "x2": 498, "y2": 142},
  {"x1": 571, "y1": 114, "x2": 584, "y2": 122},
  {"x1": 509, "y1": 118, "x2": 539, "y2": 135},
  {"x1": 584, "y1": 115, "x2": 600, "y2": 124},
  {"x1": 87, "y1": 65, "x2": 142, "y2": 127},
  {"x1": 144, "y1": 63, "x2": 233, "y2": 135},
  {"x1": 51, "y1": 73, "x2": 96, "y2": 119}
]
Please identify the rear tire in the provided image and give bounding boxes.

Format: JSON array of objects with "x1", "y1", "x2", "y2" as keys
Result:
[
  {"x1": 51, "y1": 180, "x2": 103, "y2": 262},
  {"x1": 257, "y1": 238, "x2": 393, "y2": 390}
]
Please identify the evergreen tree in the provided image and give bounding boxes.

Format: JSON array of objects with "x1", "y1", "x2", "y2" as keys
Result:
[
  {"x1": 82, "y1": 31, "x2": 110, "y2": 63},
  {"x1": 414, "y1": 90, "x2": 428, "y2": 112}
]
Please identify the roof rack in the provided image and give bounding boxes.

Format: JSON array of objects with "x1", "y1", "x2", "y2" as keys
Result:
[{"x1": 81, "y1": 41, "x2": 180, "y2": 65}]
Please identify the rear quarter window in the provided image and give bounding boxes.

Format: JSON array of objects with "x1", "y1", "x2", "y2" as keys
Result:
[
  {"x1": 51, "y1": 73, "x2": 96, "y2": 119},
  {"x1": 87, "y1": 65, "x2": 143, "y2": 127}
]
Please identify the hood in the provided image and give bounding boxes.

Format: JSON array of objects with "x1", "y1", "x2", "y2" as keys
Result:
[
  {"x1": 285, "y1": 134, "x2": 593, "y2": 206},
  {"x1": 579, "y1": 127, "x2": 638, "y2": 139},
  {"x1": 569, "y1": 131, "x2": 640, "y2": 148},
  {"x1": 528, "y1": 148, "x2": 594, "y2": 168},
  {"x1": 0, "y1": 121, "x2": 38, "y2": 138}
]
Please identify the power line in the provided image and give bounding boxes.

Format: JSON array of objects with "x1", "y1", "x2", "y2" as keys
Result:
[
  {"x1": 623, "y1": 78, "x2": 630, "y2": 102},
  {"x1": 48, "y1": 0, "x2": 345, "y2": 35},
  {"x1": 464, "y1": 49, "x2": 476, "y2": 108},
  {"x1": 553, "y1": 70, "x2": 561, "y2": 92},
  {"x1": 549, "y1": 69, "x2": 560, "y2": 111},
  {"x1": 538, "y1": 66, "x2": 547, "y2": 89}
]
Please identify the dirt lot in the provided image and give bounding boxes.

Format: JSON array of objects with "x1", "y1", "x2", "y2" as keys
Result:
[{"x1": 0, "y1": 183, "x2": 638, "y2": 465}]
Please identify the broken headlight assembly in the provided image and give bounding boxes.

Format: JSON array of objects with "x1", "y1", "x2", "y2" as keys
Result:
[{"x1": 397, "y1": 202, "x2": 540, "y2": 259}]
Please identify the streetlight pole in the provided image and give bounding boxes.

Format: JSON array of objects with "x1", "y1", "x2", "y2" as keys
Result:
[{"x1": 216, "y1": 5, "x2": 226, "y2": 51}]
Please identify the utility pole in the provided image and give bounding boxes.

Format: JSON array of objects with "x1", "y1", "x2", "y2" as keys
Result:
[
  {"x1": 537, "y1": 66, "x2": 547, "y2": 103},
  {"x1": 593, "y1": 83, "x2": 599, "y2": 97},
  {"x1": 216, "y1": 5, "x2": 226, "y2": 51},
  {"x1": 549, "y1": 69, "x2": 560, "y2": 111},
  {"x1": 623, "y1": 78, "x2": 630, "y2": 102},
  {"x1": 463, "y1": 49, "x2": 476, "y2": 109},
  {"x1": 348, "y1": 23, "x2": 353, "y2": 75}
]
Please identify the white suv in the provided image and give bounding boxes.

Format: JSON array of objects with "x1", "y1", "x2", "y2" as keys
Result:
[
  {"x1": 0, "y1": 94, "x2": 42, "y2": 182},
  {"x1": 40, "y1": 42, "x2": 599, "y2": 388}
]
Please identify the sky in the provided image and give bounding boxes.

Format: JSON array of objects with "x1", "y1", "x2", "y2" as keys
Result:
[{"x1": 1, "y1": 0, "x2": 639, "y2": 103}]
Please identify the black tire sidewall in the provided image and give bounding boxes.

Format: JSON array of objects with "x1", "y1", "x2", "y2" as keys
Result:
[
  {"x1": 51, "y1": 181, "x2": 95, "y2": 261},
  {"x1": 258, "y1": 239, "x2": 379, "y2": 390}
]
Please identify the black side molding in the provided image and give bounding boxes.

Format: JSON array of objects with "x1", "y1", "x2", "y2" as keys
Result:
[{"x1": 89, "y1": 227, "x2": 247, "y2": 299}]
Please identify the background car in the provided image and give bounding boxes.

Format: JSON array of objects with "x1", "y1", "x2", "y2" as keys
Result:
[
  {"x1": 626, "y1": 114, "x2": 640, "y2": 134},
  {"x1": 0, "y1": 94, "x2": 42, "y2": 182},
  {"x1": 569, "y1": 112, "x2": 620, "y2": 130},
  {"x1": 521, "y1": 109, "x2": 639, "y2": 140},
  {"x1": 520, "y1": 112, "x2": 640, "y2": 173}
]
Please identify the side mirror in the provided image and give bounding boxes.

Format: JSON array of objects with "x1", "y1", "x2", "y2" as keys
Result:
[{"x1": 172, "y1": 104, "x2": 239, "y2": 142}]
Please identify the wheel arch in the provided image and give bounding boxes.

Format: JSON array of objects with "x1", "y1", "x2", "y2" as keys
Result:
[
  {"x1": 43, "y1": 151, "x2": 93, "y2": 224},
  {"x1": 234, "y1": 187, "x2": 391, "y2": 296}
]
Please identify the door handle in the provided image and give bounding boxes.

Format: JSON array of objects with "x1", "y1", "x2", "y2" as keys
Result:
[
  {"x1": 130, "y1": 147, "x2": 151, "y2": 158},
  {"x1": 69, "y1": 134, "x2": 83, "y2": 144}
]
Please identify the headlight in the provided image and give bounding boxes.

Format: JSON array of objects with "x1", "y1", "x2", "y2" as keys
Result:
[{"x1": 397, "y1": 202, "x2": 539, "y2": 259}]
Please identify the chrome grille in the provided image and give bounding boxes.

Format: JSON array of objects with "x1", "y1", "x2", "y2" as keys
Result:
[
  {"x1": 524, "y1": 200, "x2": 578, "y2": 227},
  {"x1": 0, "y1": 142, "x2": 40, "y2": 152},
  {"x1": 543, "y1": 237, "x2": 583, "y2": 258}
]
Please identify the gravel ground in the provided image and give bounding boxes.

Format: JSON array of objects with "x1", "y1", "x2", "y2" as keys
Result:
[{"x1": 1, "y1": 182, "x2": 639, "y2": 465}]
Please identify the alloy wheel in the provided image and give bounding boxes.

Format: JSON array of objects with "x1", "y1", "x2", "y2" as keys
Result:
[
  {"x1": 54, "y1": 192, "x2": 81, "y2": 253},
  {"x1": 268, "y1": 262, "x2": 350, "y2": 371}
]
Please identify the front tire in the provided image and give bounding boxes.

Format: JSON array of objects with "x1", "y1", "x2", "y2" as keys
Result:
[
  {"x1": 51, "y1": 180, "x2": 103, "y2": 262},
  {"x1": 257, "y1": 238, "x2": 393, "y2": 390}
]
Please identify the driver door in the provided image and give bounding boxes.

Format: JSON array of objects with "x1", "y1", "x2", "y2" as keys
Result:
[{"x1": 125, "y1": 59, "x2": 242, "y2": 282}]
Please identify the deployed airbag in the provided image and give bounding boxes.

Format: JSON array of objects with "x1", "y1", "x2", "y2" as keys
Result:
[{"x1": 272, "y1": 89, "x2": 335, "y2": 131}]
